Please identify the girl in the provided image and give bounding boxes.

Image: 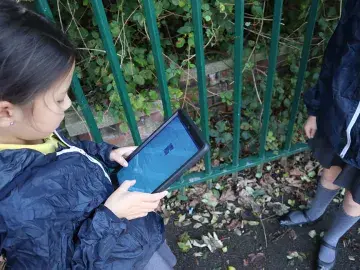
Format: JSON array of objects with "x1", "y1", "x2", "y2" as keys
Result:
[
  {"x1": 280, "y1": 0, "x2": 360, "y2": 269},
  {"x1": 0, "y1": 0, "x2": 176, "y2": 269}
]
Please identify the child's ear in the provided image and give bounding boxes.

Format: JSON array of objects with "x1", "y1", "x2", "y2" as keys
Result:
[{"x1": 0, "y1": 101, "x2": 16, "y2": 127}]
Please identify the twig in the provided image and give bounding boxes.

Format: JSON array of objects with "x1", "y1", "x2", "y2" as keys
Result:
[
  {"x1": 76, "y1": 48, "x2": 122, "y2": 58},
  {"x1": 260, "y1": 216, "x2": 268, "y2": 248},
  {"x1": 252, "y1": 70, "x2": 262, "y2": 105},
  {"x1": 66, "y1": 0, "x2": 91, "y2": 59},
  {"x1": 57, "y1": 0, "x2": 64, "y2": 31}
]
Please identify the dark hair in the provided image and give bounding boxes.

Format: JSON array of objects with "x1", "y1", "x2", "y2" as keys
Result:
[{"x1": 0, "y1": 0, "x2": 75, "y2": 105}]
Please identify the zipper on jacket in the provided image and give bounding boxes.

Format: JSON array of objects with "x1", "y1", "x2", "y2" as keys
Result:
[
  {"x1": 340, "y1": 101, "x2": 360, "y2": 158},
  {"x1": 53, "y1": 130, "x2": 111, "y2": 183}
]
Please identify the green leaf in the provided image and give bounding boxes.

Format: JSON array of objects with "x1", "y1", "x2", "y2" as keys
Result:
[
  {"x1": 119, "y1": 123, "x2": 128, "y2": 133},
  {"x1": 204, "y1": 15, "x2": 211, "y2": 22},
  {"x1": 222, "y1": 132, "x2": 233, "y2": 143},
  {"x1": 176, "y1": 37, "x2": 186, "y2": 48},
  {"x1": 139, "y1": 69, "x2": 152, "y2": 80},
  {"x1": 134, "y1": 56, "x2": 147, "y2": 67},
  {"x1": 96, "y1": 58, "x2": 105, "y2": 66},
  {"x1": 251, "y1": 5, "x2": 263, "y2": 17},
  {"x1": 106, "y1": 84, "x2": 113, "y2": 92},
  {"x1": 133, "y1": 12, "x2": 145, "y2": 25},
  {"x1": 177, "y1": 194, "x2": 188, "y2": 201},
  {"x1": 179, "y1": 0, "x2": 186, "y2": 7},
  {"x1": 91, "y1": 31, "x2": 100, "y2": 39},
  {"x1": 148, "y1": 90, "x2": 159, "y2": 100},
  {"x1": 215, "y1": 121, "x2": 226, "y2": 132},
  {"x1": 122, "y1": 63, "x2": 135, "y2": 77},
  {"x1": 177, "y1": 25, "x2": 192, "y2": 34},
  {"x1": 133, "y1": 75, "x2": 145, "y2": 85},
  {"x1": 202, "y1": 3, "x2": 210, "y2": 11},
  {"x1": 241, "y1": 131, "x2": 251, "y2": 140}
]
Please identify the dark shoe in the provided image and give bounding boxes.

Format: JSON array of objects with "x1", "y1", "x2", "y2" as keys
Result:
[
  {"x1": 279, "y1": 210, "x2": 317, "y2": 227},
  {"x1": 317, "y1": 241, "x2": 336, "y2": 270}
]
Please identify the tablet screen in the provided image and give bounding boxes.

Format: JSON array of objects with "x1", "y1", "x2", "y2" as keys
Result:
[{"x1": 117, "y1": 115, "x2": 199, "y2": 193}]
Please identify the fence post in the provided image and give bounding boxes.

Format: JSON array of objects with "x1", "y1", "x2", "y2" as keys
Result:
[
  {"x1": 90, "y1": 0, "x2": 142, "y2": 145},
  {"x1": 284, "y1": 0, "x2": 319, "y2": 150},
  {"x1": 142, "y1": 0, "x2": 172, "y2": 119},
  {"x1": 191, "y1": 0, "x2": 211, "y2": 174},
  {"x1": 232, "y1": 0, "x2": 245, "y2": 166},
  {"x1": 258, "y1": 0, "x2": 283, "y2": 158}
]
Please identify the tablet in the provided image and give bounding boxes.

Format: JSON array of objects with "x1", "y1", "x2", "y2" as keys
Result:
[{"x1": 115, "y1": 109, "x2": 209, "y2": 193}]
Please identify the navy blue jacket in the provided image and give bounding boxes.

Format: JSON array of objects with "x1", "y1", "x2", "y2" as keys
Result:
[
  {"x1": 304, "y1": 0, "x2": 360, "y2": 168},
  {"x1": 0, "y1": 130, "x2": 164, "y2": 269}
]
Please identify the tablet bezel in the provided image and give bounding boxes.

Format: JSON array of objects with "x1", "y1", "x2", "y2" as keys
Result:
[{"x1": 113, "y1": 109, "x2": 209, "y2": 193}]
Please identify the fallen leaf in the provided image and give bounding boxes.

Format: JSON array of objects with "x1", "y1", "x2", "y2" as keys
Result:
[
  {"x1": 348, "y1": 256, "x2": 355, "y2": 261},
  {"x1": 234, "y1": 228, "x2": 242, "y2": 236},
  {"x1": 193, "y1": 252, "x2": 203, "y2": 257},
  {"x1": 220, "y1": 188, "x2": 236, "y2": 202},
  {"x1": 234, "y1": 207, "x2": 242, "y2": 215},
  {"x1": 226, "y1": 219, "x2": 241, "y2": 231},
  {"x1": 289, "y1": 229, "x2": 297, "y2": 240},
  {"x1": 248, "y1": 252, "x2": 265, "y2": 264},
  {"x1": 290, "y1": 168, "x2": 303, "y2": 176},
  {"x1": 308, "y1": 230, "x2": 317, "y2": 239},
  {"x1": 247, "y1": 221, "x2": 260, "y2": 226},
  {"x1": 201, "y1": 191, "x2": 218, "y2": 208},
  {"x1": 268, "y1": 202, "x2": 290, "y2": 216},
  {"x1": 202, "y1": 232, "x2": 223, "y2": 252},
  {"x1": 228, "y1": 266, "x2": 236, "y2": 270},
  {"x1": 191, "y1": 239, "x2": 207, "y2": 248},
  {"x1": 222, "y1": 246, "x2": 228, "y2": 253},
  {"x1": 178, "y1": 214, "x2": 186, "y2": 223},
  {"x1": 211, "y1": 214, "x2": 219, "y2": 225}
]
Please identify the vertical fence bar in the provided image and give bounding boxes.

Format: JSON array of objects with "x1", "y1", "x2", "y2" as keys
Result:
[
  {"x1": 90, "y1": 0, "x2": 141, "y2": 145},
  {"x1": 142, "y1": 0, "x2": 172, "y2": 119},
  {"x1": 258, "y1": 0, "x2": 283, "y2": 158},
  {"x1": 35, "y1": 0, "x2": 103, "y2": 143},
  {"x1": 232, "y1": 0, "x2": 245, "y2": 166},
  {"x1": 191, "y1": 0, "x2": 211, "y2": 174},
  {"x1": 284, "y1": 0, "x2": 319, "y2": 150}
]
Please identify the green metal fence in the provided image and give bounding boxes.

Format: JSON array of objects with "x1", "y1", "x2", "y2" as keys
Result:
[{"x1": 35, "y1": 0, "x2": 318, "y2": 190}]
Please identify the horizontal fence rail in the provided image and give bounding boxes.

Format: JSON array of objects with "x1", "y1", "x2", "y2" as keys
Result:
[{"x1": 35, "y1": 0, "x2": 318, "y2": 190}]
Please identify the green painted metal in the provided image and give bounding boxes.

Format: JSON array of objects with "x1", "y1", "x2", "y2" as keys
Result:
[
  {"x1": 284, "y1": 0, "x2": 319, "y2": 150},
  {"x1": 142, "y1": 0, "x2": 172, "y2": 119},
  {"x1": 90, "y1": 0, "x2": 141, "y2": 145},
  {"x1": 258, "y1": 0, "x2": 283, "y2": 158},
  {"x1": 170, "y1": 143, "x2": 308, "y2": 190},
  {"x1": 232, "y1": 0, "x2": 245, "y2": 166},
  {"x1": 191, "y1": 0, "x2": 212, "y2": 174},
  {"x1": 35, "y1": 0, "x2": 103, "y2": 143},
  {"x1": 70, "y1": 78, "x2": 103, "y2": 143}
]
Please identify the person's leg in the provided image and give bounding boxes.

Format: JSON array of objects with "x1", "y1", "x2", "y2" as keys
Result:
[
  {"x1": 318, "y1": 191, "x2": 360, "y2": 265},
  {"x1": 144, "y1": 242, "x2": 177, "y2": 270},
  {"x1": 286, "y1": 166, "x2": 341, "y2": 223}
]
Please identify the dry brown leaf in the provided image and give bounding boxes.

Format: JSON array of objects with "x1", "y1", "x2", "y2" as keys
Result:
[{"x1": 220, "y1": 188, "x2": 236, "y2": 202}]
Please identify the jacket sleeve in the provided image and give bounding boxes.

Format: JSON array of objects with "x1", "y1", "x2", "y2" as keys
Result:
[
  {"x1": 72, "y1": 208, "x2": 164, "y2": 269},
  {"x1": 304, "y1": 2, "x2": 350, "y2": 116},
  {"x1": 303, "y1": 35, "x2": 338, "y2": 116},
  {"x1": 71, "y1": 205, "x2": 129, "y2": 269},
  {"x1": 74, "y1": 140, "x2": 119, "y2": 168}
]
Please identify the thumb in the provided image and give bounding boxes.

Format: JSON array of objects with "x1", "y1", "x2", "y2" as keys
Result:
[{"x1": 118, "y1": 180, "x2": 136, "y2": 192}]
